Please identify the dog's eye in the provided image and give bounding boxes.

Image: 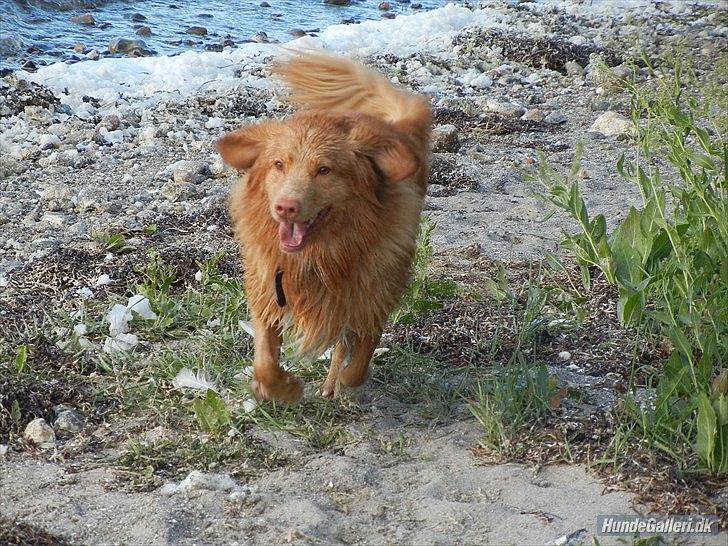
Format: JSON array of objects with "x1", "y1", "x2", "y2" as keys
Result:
[
  {"x1": 317, "y1": 166, "x2": 331, "y2": 176},
  {"x1": 274, "y1": 160, "x2": 284, "y2": 171}
]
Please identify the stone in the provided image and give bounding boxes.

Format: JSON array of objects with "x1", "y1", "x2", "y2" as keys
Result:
[
  {"x1": 130, "y1": 13, "x2": 147, "y2": 22},
  {"x1": 379, "y1": 1, "x2": 391, "y2": 10},
  {"x1": 97, "y1": 114, "x2": 121, "y2": 132},
  {"x1": 481, "y1": 98, "x2": 525, "y2": 119},
  {"x1": 590, "y1": 111, "x2": 633, "y2": 137},
  {"x1": 86, "y1": 49, "x2": 100, "y2": 60},
  {"x1": 252, "y1": 31, "x2": 269, "y2": 43},
  {"x1": 54, "y1": 409, "x2": 84, "y2": 434},
  {"x1": 289, "y1": 29, "x2": 307, "y2": 38},
  {"x1": 70, "y1": 14, "x2": 95, "y2": 25},
  {"x1": 108, "y1": 38, "x2": 150, "y2": 55},
  {"x1": 431, "y1": 124, "x2": 459, "y2": 153},
  {"x1": 77, "y1": 186, "x2": 111, "y2": 212},
  {"x1": 260, "y1": 1, "x2": 271, "y2": 6},
  {"x1": 521, "y1": 108, "x2": 545, "y2": 122},
  {"x1": 73, "y1": 42, "x2": 85, "y2": 53},
  {"x1": 24, "y1": 418, "x2": 56, "y2": 448},
  {"x1": 136, "y1": 26, "x2": 152, "y2": 37},
  {"x1": 564, "y1": 61, "x2": 584, "y2": 77},
  {"x1": 186, "y1": 26, "x2": 208, "y2": 36},
  {"x1": 544, "y1": 110, "x2": 567, "y2": 124},
  {"x1": 161, "y1": 181, "x2": 204, "y2": 202}
]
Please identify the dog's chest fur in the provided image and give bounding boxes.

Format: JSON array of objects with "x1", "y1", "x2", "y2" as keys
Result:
[{"x1": 231, "y1": 176, "x2": 423, "y2": 358}]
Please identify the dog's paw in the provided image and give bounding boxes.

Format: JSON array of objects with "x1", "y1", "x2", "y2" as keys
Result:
[
  {"x1": 251, "y1": 373, "x2": 303, "y2": 403},
  {"x1": 320, "y1": 376, "x2": 337, "y2": 399}
]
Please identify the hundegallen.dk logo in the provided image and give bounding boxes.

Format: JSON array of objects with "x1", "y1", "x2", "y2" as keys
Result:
[{"x1": 597, "y1": 515, "x2": 720, "y2": 536}]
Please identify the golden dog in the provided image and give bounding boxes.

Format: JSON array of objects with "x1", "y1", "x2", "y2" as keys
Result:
[{"x1": 218, "y1": 52, "x2": 431, "y2": 402}]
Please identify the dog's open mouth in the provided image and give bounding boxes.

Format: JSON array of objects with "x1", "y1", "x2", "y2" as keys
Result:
[{"x1": 278, "y1": 207, "x2": 330, "y2": 252}]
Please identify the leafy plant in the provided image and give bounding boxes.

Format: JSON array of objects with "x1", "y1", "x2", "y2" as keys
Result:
[
  {"x1": 532, "y1": 52, "x2": 728, "y2": 474},
  {"x1": 192, "y1": 389, "x2": 231, "y2": 432},
  {"x1": 91, "y1": 231, "x2": 136, "y2": 254}
]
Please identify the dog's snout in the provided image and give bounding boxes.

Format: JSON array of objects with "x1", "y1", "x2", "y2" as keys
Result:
[{"x1": 274, "y1": 197, "x2": 301, "y2": 220}]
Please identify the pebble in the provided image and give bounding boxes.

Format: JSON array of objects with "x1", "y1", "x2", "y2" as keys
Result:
[
  {"x1": 521, "y1": 108, "x2": 545, "y2": 122},
  {"x1": 379, "y1": 2, "x2": 391, "y2": 10},
  {"x1": 481, "y1": 98, "x2": 525, "y2": 119},
  {"x1": 39, "y1": 134, "x2": 61, "y2": 150},
  {"x1": 289, "y1": 29, "x2": 307, "y2": 38},
  {"x1": 85, "y1": 49, "x2": 100, "y2": 60},
  {"x1": 108, "y1": 38, "x2": 151, "y2": 55},
  {"x1": 73, "y1": 43, "x2": 85, "y2": 53},
  {"x1": 559, "y1": 351, "x2": 572, "y2": 361},
  {"x1": 590, "y1": 111, "x2": 633, "y2": 137},
  {"x1": 260, "y1": 1, "x2": 271, "y2": 6},
  {"x1": 544, "y1": 110, "x2": 567, "y2": 124},
  {"x1": 186, "y1": 26, "x2": 208, "y2": 36},
  {"x1": 161, "y1": 180, "x2": 204, "y2": 202},
  {"x1": 77, "y1": 186, "x2": 111, "y2": 212},
  {"x1": 130, "y1": 13, "x2": 147, "y2": 22},
  {"x1": 54, "y1": 409, "x2": 84, "y2": 434},
  {"x1": 97, "y1": 114, "x2": 121, "y2": 132},
  {"x1": 70, "y1": 14, "x2": 96, "y2": 25},
  {"x1": 24, "y1": 418, "x2": 56, "y2": 448},
  {"x1": 431, "y1": 124, "x2": 459, "y2": 153},
  {"x1": 252, "y1": 31, "x2": 269, "y2": 43},
  {"x1": 564, "y1": 61, "x2": 584, "y2": 77},
  {"x1": 136, "y1": 26, "x2": 152, "y2": 37}
]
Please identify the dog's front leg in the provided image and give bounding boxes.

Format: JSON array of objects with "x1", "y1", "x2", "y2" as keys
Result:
[
  {"x1": 250, "y1": 317, "x2": 303, "y2": 403},
  {"x1": 320, "y1": 332, "x2": 380, "y2": 398}
]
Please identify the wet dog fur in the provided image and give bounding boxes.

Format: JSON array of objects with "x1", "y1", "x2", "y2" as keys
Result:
[{"x1": 217, "y1": 51, "x2": 431, "y2": 402}]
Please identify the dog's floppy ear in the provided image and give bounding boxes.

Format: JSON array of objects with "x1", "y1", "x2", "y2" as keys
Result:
[
  {"x1": 217, "y1": 122, "x2": 276, "y2": 170},
  {"x1": 349, "y1": 119, "x2": 419, "y2": 183}
]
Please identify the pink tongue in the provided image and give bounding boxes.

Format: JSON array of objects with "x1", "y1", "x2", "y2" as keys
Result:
[{"x1": 278, "y1": 222, "x2": 308, "y2": 248}]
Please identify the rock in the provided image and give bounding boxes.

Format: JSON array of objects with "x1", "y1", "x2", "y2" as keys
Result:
[
  {"x1": 590, "y1": 111, "x2": 633, "y2": 137},
  {"x1": 136, "y1": 26, "x2": 152, "y2": 37},
  {"x1": 325, "y1": 0, "x2": 350, "y2": 5},
  {"x1": 39, "y1": 134, "x2": 61, "y2": 150},
  {"x1": 77, "y1": 186, "x2": 111, "y2": 212},
  {"x1": 54, "y1": 409, "x2": 84, "y2": 434},
  {"x1": 85, "y1": 49, "x2": 99, "y2": 60},
  {"x1": 521, "y1": 108, "x2": 545, "y2": 122},
  {"x1": 381, "y1": 12, "x2": 395, "y2": 19},
  {"x1": 97, "y1": 114, "x2": 121, "y2": 132},
  {"x1": 70, "y1": 14, "x2": 95, "y2": 25},
  {"x1": 252, "y1": 31, "x2": 268, "y2": 43},
  {"x1": 108, "y1": 38, "x2": 150, "y2": 55},
  {"x1": 161, "y1": 181, "x2": 204, "y2": 202},
  {"x1": 186, "y1": 26, "x2": 208, "y2": 36},
  {"x1": 431, "y1": 124, "x2": 459, "y2": 153},
  {"x1": 21, "y1": 60, "x2": 37, "y2": 73},
  {"x1": 157, "y1": 160, "x2": 210, "y2": 184},
  {"x1": 544, "y1": 110, "x2": 567, "y2": 125},
  {"x1": 289, "y1": 29, "x2": 307, "y2": 38},
  {"x1": 73, "y1": 42, "x2": 85, "y2": 53},
  {"x1": 0, "y1": 35, "x2": 24, "y2": 57},
  {"x1": 41, "y1": 183, "x2": 73, "y2": 202},
  {"x1": 379, "y1": 1, "x2": 391, "y2": 10},
  {"x1": 481, "y1": 98, "x2": 525, "y2": 119},
  {"x1": 24, "y1": 418, "x2": 56, "y2": 448},
  {"x1": 130, "y1": 13, "x2": 147, "y2": 22},
  {"x1": 564, "y1": 61, "x2": 584, "y2": 77},
  {"x1": 260, "y1": 1, "x2": 271, "y2": 6}
]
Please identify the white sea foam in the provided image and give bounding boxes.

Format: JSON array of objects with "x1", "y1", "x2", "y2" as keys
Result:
[{"x1": 13, "y1": 1, "x2": 723, "y2": 117}]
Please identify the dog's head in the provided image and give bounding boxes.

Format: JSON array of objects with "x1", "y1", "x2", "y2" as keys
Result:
[{"x1": 218, "y1": 112, "x2": 419, "y2": 253}]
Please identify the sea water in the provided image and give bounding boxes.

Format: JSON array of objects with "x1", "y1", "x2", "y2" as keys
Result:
[{"x1": 0, "y1": 0, "x2": 448, "y2": 71}]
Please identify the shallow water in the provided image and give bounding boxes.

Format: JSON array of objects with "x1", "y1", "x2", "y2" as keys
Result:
[{"x1": 1, "y1": 0, "x2": 447, "y2": 71}]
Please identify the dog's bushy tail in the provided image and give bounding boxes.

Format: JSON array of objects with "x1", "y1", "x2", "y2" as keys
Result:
[{"x1": 273, "y1": 51, "x2": 431, "y2": 148}]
